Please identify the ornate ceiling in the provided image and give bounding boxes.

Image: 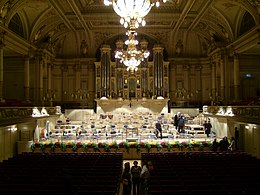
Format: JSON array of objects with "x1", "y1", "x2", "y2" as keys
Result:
[{"x1": 0, "y1": 0, "x2": 260, "y2": 59}]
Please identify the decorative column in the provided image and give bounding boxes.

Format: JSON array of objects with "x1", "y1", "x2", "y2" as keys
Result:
[
  {"x1": 74, "y1": 63, "x2": 81, "y2": 91},
  {"x1": 0, "y1": 31, "x2": 5, "y2": 102},
  {"x1": 39, "y1": 57, "x2": 44, "y2": 104},
  {"x1": 183, "y1": 65, "x2": 189, "y2": 91},
  {"x1": 219, "y1": 58, "x2": 225, "y2": 102},
  {"x1": 211, "y1": 62, "x2": 216, "y2": 104},
  {"x1": 169, "y1": 63, "x2": 176, "y2": 101},
  {"x1": 47, "y1": 63, "x2": 52, "y2": 91},
  {"x1": 234, "y1": 54, "x2": 240, "y2": 102},
  {"x1": 100, "y1": 45, "x2": 111, "y2": 97},
  {"x1": 88, "y1": 62, "x2": 95, "y2": 100},
  {"x1": 61, "y1": 65, "x2": 68, "y2": 102},
  {"x1": 24, "y1": 56, "x2": 30, "y2": 102},
  {"x1": 223, "y1": 53, "x2": 230, "y2": 104},
  {"x1": 153, "y1": 45, "x2": 164, "y2": 97},
  {"x1": 195, "y1": 65, "x2": 202, "y2": 105},
  {"x1": 47, "y1": 62, "x2": 54, "y2": 106}
]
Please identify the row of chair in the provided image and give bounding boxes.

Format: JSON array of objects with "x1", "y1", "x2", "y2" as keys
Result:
[
  {"x1": 0, "y1": 152, "x2": 123, "y2": 194},
  {"x1": 141, "y1": 152, "x2": 260, "y2": 194}
]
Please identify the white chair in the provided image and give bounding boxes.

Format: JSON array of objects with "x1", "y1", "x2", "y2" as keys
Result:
[
  {"x1": 148, "y1": 133, "x2": 157, "y2": 141},
  {"x1": 167, "y1": 134, "x2": 174, "y2": 141}
]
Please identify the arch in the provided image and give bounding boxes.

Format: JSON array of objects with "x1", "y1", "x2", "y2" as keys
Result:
[
  {"x1": 4, "y1": 0, "x2": 29, "y2": 25},
  {"x1": 8, "y1": 13, "x2": 25, "y2": 38},
  {"x1": 29, "y1": 6, "x2": 53, "y2": 43},
  {"x1": 210, "y1": 7, "x2": 234, "y2": 41},
  {"x1": 238, "y1": 11, "x2": 256, "y2": 37}
]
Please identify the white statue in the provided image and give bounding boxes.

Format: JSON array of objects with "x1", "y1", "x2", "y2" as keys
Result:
[
  {"x1": 80, "y1": 40, "x2": 88, "y2": 56},
  {"x1": 32, "y1": 107, "x2": 41, "y2": 117},
  {"x1": 0, "y1": 1, "x2": 11, "y2": 19},
  {"x1": 41, "y1": 107, "x2": 49, "y2": 116},
  {"x1": 56, "y1": 106, "x2": 62, "y2": 115}
]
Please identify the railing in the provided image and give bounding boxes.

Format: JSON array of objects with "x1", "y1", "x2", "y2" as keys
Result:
[
  {"x1": 203, "y1": 105, "x2": 260, "y2": 124},
  {"x1": 0, "y1": 106, "x2": 61, "y2": 126},
  {"x1": 1, "y1": 105, "x2": 260, "y2": 125}
]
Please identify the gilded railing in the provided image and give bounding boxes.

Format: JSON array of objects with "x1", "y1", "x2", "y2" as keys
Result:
[
  {"x1": 203, "y1": 106, "x2": 260, "y2": 123},
  {"x1": 0, "y1": 106, "x2": 61, "y2": 126}
]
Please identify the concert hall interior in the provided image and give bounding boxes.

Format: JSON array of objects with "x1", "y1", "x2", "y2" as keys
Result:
[{"x1": 0, "y1": 0, "x2": 260, "y2": 194}]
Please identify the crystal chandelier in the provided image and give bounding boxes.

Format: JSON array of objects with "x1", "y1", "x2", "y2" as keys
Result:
[
  {"x1": 104, "y1": 0, "x2": 168, "y2": 29},
  {"x1": 115, "y1": 30, "x2": 150, "y2": 72}
]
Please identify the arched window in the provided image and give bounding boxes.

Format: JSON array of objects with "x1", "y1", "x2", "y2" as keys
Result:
[
  {"x1": 239, "y1": 11, "x2": 255, "y2": 36},
  {"x1": 8, "y1": 13, "x2": 24, "y2": 38}
]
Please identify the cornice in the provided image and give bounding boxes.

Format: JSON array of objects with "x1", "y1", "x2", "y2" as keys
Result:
[
  {"x1": 0, "y1": 25, "x2": 36, "y2": 55},
  {"x1": 168, "y1": 57, "x2": 210, "y2": 64},
  {"x1": 226, "y1": 25, "x2": 260, "y2": 54},
  {"x1": 53, "y1": 58, "x2": 97, "y2": 65}
]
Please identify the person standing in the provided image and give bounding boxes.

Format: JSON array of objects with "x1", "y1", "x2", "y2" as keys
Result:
[
  {"x1": 212, "y1": 138, "x2": 218, "y2": 152},
  {"x1": 178, "y1": 115, "x2": 185, "y2": 133},
  {"x1": 235, "y1": 127, "x2": 239, "y2": 150},
  {"x1": 203, "y1": 120, "x2": 208, "y2": 132},
  {"x1": 147, "y1": 161, "x2": 153, "y2": 193},
  {"x1": 155, "y1": 121, "x2": 162, "y2": 139},
  {"x1": 131, "y1": 161, "x2": 142, "y2": 195},
  {"x1": 173, "y1": 112, "x2": 181, "y2": 130},
  {"x1": 203, "y1": 120, "x2": 212, "y2": 137},
  {"x1": 122, "y1": 162, "x2": 132, "y2": 195},
  {"x1": 228, "y1": 137, "x2": 237, "y2": 151},
  {"x1": 139, "y1": 161, "x2": 150, "y2": 195},
  {"x1": 206, "y1": 120, "x2": 212, "y2": 137}
]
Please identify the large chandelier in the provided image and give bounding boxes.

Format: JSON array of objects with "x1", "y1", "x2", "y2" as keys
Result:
[
  {"x1": 104, "y1": 0, "x2": 168, "y2": 29},
  {"x1": 115, "y1": 30, "x2": 150, "y2": 72}
]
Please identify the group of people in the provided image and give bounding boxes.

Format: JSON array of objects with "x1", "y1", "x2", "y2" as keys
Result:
[
  {"x1": 121, "y1": 160, "x2": 153, "y2": 195},
  {"x1": 173, "y1": 112, "x2": 186, "y2": 133},
  {"x1": 212, "y1": 136, "x2": 238, "y2": 152},
  {"x1": 174, "y1": 112, "x2": 213, "y2": 137},
  {"x1": 203, "y1": 119, "x2": 213, "y2": 137}
]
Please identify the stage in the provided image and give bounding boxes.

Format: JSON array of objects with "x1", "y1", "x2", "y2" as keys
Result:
[
  {"x1": 29, "y1": 134, "x2": 216, "y2": 160},
  {"x1": 30, "y1": 107, "x2": 216, "y2": 159}
]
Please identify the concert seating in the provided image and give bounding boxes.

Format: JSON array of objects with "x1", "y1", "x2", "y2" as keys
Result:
[
  {"x1": 0, "y1": 152, "x2": 123, "y2": 194},
  {"x1": 142, "y1": 152, "x2": 260, "y2": 195}
]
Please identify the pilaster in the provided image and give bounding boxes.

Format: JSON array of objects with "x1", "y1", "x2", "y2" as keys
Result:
[
  {"x1": 0, "y1": 30, "x2": 6, "y2": 102},
  {"x1": 211, "y1": 62, "x2": 216, "y2": 102},
  {"x1": 234, "y1": 53, "x2": 240, "y2": 102},
  {"x1": 24, "y1": 56, "x2": 30, "y2": 102}
]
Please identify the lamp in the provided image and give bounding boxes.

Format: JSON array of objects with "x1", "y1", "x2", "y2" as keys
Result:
[
  {"x1": 104, "y1": 0, "x2": 168, "y2": 29},
  {"x1": 115, "y1": 29, "x2": 150, "y2": 72}
]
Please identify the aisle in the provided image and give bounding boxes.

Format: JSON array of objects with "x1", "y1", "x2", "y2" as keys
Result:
[{"x1": 119, "y1": 160, "x2": 142, "y2": 195}]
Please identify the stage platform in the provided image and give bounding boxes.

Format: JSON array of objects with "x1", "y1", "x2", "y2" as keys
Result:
[
  {"x1": 30, "y1": 110, "x2": 215, "y2": 159},
  {"x1": 28, "y1": 136, "x2": 217, "y2": 160}
]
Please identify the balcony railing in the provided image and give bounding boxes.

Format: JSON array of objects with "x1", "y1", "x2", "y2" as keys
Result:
[
  {"x1": 203, "y1": 105, "x2": 260, "y2": 124},
  {"x1": 0, "y1": 106, "x2": 61, "y2": 126}
]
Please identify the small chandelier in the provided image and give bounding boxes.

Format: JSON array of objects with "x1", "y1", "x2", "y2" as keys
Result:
[
  {"x1": 104, "y1": 0, "x2": 168, "y2": 29},
  {"x1": 115, "y1": 30, "x2": 150, "y2": 72}
]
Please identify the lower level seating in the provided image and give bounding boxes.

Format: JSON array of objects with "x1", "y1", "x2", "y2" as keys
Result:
[
  {"x1": 0, "y1": 152, "x2": 123, "y2": 194},
  {"x1": 142, "y1": 152, "x2": 260, "y2": 195}
]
